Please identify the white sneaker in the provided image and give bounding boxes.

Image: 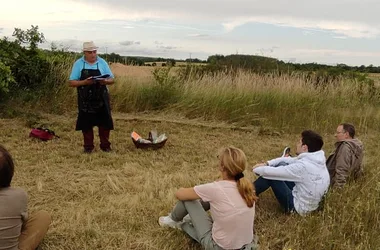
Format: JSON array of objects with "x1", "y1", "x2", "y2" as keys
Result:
[
  {"x1": 158, "y1": 214, "x2": 182, "y2": 229},
  {"x1": 281, "y1": 147, "x2": 291, "y2": 157},
  {"x1": 183, "y1": 214, "x2": 192, "y2": 223}
]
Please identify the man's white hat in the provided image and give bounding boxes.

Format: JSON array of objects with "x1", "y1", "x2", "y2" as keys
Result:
[{"x1": 83, "y1": 41, "x2": 98, "y2": 51}]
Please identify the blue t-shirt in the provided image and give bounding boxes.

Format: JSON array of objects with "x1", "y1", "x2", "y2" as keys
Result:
[{"x1": 69, "y1": 56, "x2": 114, "y2": 80}]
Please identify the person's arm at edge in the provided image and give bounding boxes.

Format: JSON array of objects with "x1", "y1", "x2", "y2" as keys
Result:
[
  {"x1": 252, "y1": 156, "x2": 297, "y2": 171},
  {"x1": 254, "y1": 163, "x2": 303, "y2": 182},
  {"x1": 267, "y1": 156, "x2": 297, "y2": 167},
  {"x1": 175, "y1": 187, "x2": 200, "y2": 201}
]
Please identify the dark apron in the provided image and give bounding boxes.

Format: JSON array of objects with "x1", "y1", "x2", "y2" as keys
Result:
[{"x1": 75, "y1": 62, "x2": 114, "y2": 131}]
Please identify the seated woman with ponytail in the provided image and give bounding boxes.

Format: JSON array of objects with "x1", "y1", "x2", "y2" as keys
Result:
[{"x1": 159, "y1": 146, "x2": 258, "y2": 250}]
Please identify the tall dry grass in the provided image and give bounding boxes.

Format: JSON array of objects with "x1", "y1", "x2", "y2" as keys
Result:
[
  {"x1": 109, "y1": 67, "x2": 380, "y2": 133},
  {"x1": 18, "y1": 62, "x2": 379, "y2": 135}
]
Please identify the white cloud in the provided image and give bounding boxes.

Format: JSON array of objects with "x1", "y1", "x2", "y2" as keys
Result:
[
  {"x1": 302, "y1": 31, "x2": 314, "y2": 36},
  {"x1": 187, "y1": 34, "x2": 209, "y2": 37},
  {"x1": 72, "y1": 0, "x2": 380, "y2": 38},
  {"x1": 222, "y1": 16, "x2": 380, "y2": 38},
  {"x1": 0, "y1": 0, "x2": 161, "y2": 28},
  {"x1": 3, "y1": 0, "x2": 379, "y2": 40},
  {"x1": 294, "y1": 48, "x2": 380, "y2": 58},
  {"x1": 119, "y1": 41, "x2": 140, "y2": 46},
  {"x1": 3, "y1": 0, "x2": 380, "y2": 65},
  {"x1": 159, "y1": 46, "x2": 177, "y2": 50}
]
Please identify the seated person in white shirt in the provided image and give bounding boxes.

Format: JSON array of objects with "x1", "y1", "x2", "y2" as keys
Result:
[
  {"x1": 159, "y1": 146, "x2": 258, "y2": 250},
  {"x1": 253, "y1": 130, "x2": 330, "y2": 216}
]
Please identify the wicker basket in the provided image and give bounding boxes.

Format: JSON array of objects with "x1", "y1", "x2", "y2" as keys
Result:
[{"x1": 131, "y1": 131, "x2": 168, "y2": 150}]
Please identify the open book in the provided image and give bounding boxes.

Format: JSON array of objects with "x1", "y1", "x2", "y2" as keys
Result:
[{"x1": 90, "y1": 74, "x2": 110, "y2": 81}]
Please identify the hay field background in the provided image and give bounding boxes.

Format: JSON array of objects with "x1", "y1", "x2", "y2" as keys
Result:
[{"x1": 1, "y1": 64, "x2": 379, "y2": 250}]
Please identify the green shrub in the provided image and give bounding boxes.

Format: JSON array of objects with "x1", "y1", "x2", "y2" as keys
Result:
[
  {"x1": 136, "y1": 67, "x2": 181, "y2": 110},
  {"x1": 0, "y1": 26, "x2": 77, "y2": 112},
  {"x1": 0, "y1": 61, "x2": 15, "y2": 95},
  {"x1": 0, "y1": 26, "x2": 49, "y2": 92}
]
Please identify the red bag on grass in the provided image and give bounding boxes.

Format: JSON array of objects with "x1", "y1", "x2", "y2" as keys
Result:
[{"x1": 29, "y1": 127, "x2": 59, "y2": 141}]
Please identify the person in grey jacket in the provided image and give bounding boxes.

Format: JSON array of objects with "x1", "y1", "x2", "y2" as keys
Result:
[
  {"x1": 253, "y1": 130, "x2": 330, "y2": 216},
  {"x1": 326, "y1": 123, "x2": 364, "y2": 188}
]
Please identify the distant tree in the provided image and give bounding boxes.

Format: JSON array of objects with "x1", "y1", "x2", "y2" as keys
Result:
[
  {"x1": 185, "y1": 58, "x2": 204, "y2": 63},
  {"x1": 50, "y1": 42, "x2": 58, "y2": 52},
  {"x1": 166, "y1": 59, "x2": 176, "y2": 67},
  {"x1": 207, "y1": 54, "x2": 225, "y2": 64},
  {"x1": 12, "y1": 25, "x2": 45, "y2": 51},
  {"x1": 358, "y1": 65, "x2": 366, "y2": 72},
  {"x1": 337, "y1": 64, "x2": 350, "y2": 71},
  {"x1": 108, "y1": 52, "x2": 122, "y2": 63}
]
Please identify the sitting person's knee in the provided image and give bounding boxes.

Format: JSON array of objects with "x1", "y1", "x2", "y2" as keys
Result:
[{"x1": 35, "y1": 210, "x2": 51, "y2": 224}]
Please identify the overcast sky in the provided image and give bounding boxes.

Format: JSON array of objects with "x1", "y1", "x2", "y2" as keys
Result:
[{"x1": 1, "y1": 0, "x2": 380, "y2": 65}]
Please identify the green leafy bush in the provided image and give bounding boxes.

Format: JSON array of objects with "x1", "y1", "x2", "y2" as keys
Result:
[
  {"x1": 0, "y1": 61, "x2": 15, "y2": 95},
  {"x1": 0, "y1": 26, "x2": 49, "y2": 92},
  {"x1": 136, "y1": 67, "x2": 181, "y2": 110}
]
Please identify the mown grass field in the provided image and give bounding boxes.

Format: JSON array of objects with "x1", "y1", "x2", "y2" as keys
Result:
[
  {"x1": 1, "y1": 111, "x2": 378, "y2": 250},
  {"x1": 1, "y1": 64, "x2": 380, "y2": 249}
]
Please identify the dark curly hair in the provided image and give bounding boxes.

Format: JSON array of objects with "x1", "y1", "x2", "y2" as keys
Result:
[{"x1": 0, "y1": 145, "x2": 14, "y2": 188}]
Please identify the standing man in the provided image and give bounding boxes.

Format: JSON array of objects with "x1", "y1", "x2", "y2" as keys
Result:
[
  {"x1": 69, "y1": 41, "x2": 115, "y2": 153},
  {"x1": 326, "y1": 123, "x2": 364, "y2": 188}
]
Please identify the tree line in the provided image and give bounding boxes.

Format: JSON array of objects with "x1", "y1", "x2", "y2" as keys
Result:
[{"x1": 206, "y1": 54, "x2": 380, "y2": 74}]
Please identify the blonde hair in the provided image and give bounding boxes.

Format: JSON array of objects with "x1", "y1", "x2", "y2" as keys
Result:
[{"x1": 218, "y1": 146, "x2": 258, "y2": 207}]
